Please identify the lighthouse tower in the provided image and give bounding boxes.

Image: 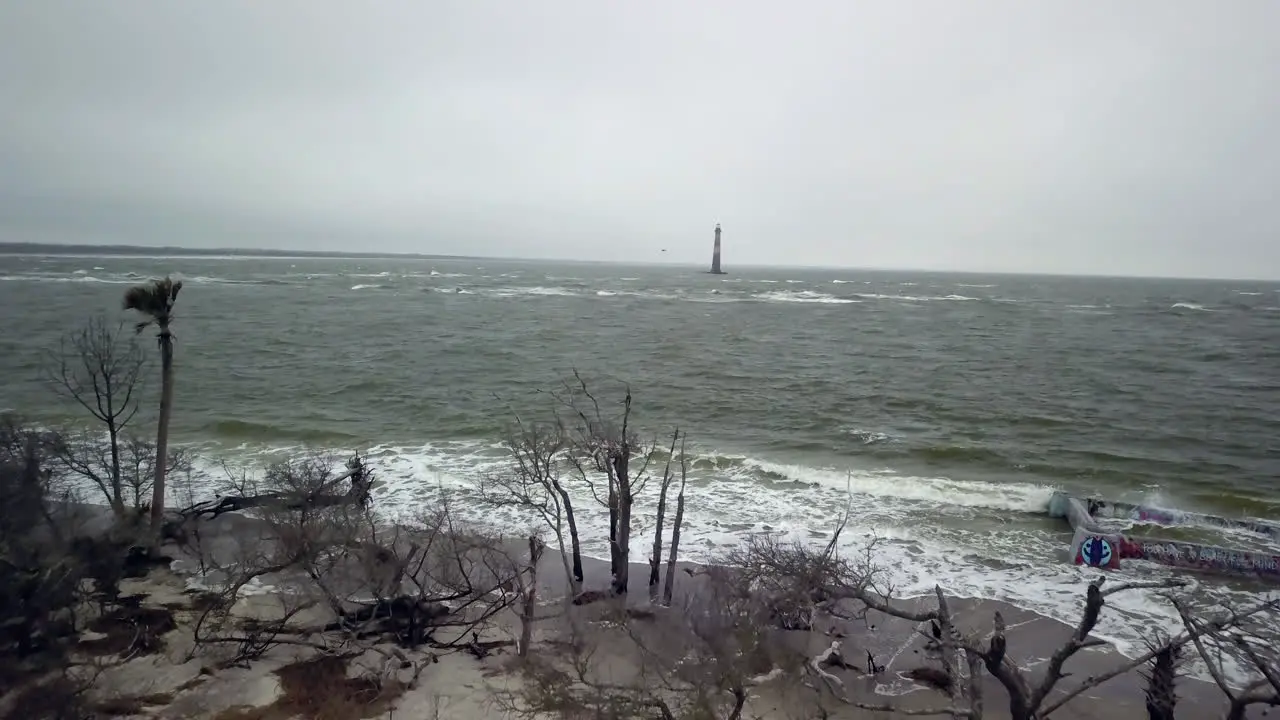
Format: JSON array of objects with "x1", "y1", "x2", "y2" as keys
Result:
[{"x1": 708, "y1": 223, "x2": 725, "y2": 275}]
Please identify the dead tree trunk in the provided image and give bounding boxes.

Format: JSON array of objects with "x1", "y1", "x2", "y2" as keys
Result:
[
  {"x1": 608, "y1": 482, "x2": 621, "y2": 585},
  {"x1": 662, "y1": 436, "x2": 688, "y2": 607},
  {"x1": 649, "y1": 429, "x2": 679, "y2": 603},
  {"x1": 557, "y1": 378, "x2": 646, "y2": 597},
  {"x1": 610, "y1": 391, "x2": 635, "y2": 597},
  {"x1": 550, "y1": 478, "x2": 584, "y2": 585},
  {"x1": 519, "y1": 535, "x2": 544, "y2": 657},
  {"x1": 613, "y1": 473, "x2": 631, "y2": 596}
]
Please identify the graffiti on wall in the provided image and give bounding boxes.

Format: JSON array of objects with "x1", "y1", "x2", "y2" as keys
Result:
[{"x1": 1135, "y1": 540, "x2": 1280, "y2": 574}]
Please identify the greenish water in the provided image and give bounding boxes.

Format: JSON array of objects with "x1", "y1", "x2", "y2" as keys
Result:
[{"x1": 1, "y1": 253, "x2": 1278, "y2": 659}]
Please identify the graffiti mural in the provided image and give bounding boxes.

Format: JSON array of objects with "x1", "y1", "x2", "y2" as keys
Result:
[
  {"x1": 1054, "y1": 492, "x2": 1280, "y2": 582},
  {"x1": 1076, "y1": 536, "x2": 1118, "y2": 568}
]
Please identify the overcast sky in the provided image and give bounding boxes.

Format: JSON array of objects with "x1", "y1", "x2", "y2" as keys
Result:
[{"x1": 2, "y1": 2, "x2": 1279, "y2": 278}]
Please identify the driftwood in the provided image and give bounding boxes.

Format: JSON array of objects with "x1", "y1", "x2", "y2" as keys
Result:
[
  {"x1": 164, "y1": 456, "x2": 371, "y2": 540},
  {"x1": 323, "y1": 596, "x2": 453, "y2": 647}
]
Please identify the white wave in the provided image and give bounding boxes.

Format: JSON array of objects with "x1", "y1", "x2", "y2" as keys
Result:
[
  {"x1": 846, "y1": 428, "x2": 894, "y2": 445},
  {"x1": 492, "y1": 286, "x2": 578, "y2": 297},
  {"x1": 595, "y1": 290, "x2": 617, "y2": 296},
  {"x1": 522, "y1": 286, "x2": 578, "y2": 297},
  {"x1": 428, "y1": 270, "x2": 469, "y2": 278},
  {"x1": 350, "y1": 284, "x2": 386, "y2": 290},
  {"x1": 618, "y1": 277, "x2": 639, "y2": 281},
  {"x1": 738, "y1": 457, "x2": 1058, "y2": 514},
  {"x1": 0, "y1": 273, "x2": 132, "y2": 284},
  {"x1": 73, "y1": 269, "x2": 88, "y2": 275},
  {"x1": 186, "y1": 275, "x2": 254, "y2": 285},
  {"x1": 831, "y1": 279, "x2": 851, "y2": 284},
  {"x1": 855, "y1": 293, "x2": 976, "y2": 302},
  {"x1": 1237, "y1": 291, "x2": 1263, "y2": 296},
  {"x1": 785, "y1": 280, "x2": 804, "y2": 284},
  {"x1": 955, "y1": 283, "x2": 997, "y2": 288},
  {"x1": 1170, "y1": 302, "x2": 1211, "y2": 311},
  {"x1": 349, "y1": 271, "x2": 391, "y2": 278},
  {"x1": 754, "y1": 290, "x2": 859, "y2": 304}
]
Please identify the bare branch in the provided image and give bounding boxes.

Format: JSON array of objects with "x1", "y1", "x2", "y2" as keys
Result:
[{"x1": 1038, "y1": 597, "x2": 1280, "y2": 718}]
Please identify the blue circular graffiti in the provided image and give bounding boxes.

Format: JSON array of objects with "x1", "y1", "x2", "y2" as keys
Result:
[{"x1": 1079, "y1": 536, "x2": 1114, "y2": 567}]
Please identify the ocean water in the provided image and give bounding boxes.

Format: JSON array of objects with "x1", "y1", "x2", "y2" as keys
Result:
[{"x1": 2, "y1": 253, "x2": 1278, "y2": 666}]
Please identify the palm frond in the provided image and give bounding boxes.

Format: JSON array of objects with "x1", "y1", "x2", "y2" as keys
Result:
[{"x1": 123, "y1": 276, "x2": 182, "y2": 320}]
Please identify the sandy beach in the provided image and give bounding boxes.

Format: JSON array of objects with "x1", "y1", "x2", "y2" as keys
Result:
[{"x1": 3, "y1": 503, "x2": 1268, "y2": 720}]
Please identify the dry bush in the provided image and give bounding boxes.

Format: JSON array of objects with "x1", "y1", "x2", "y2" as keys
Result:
[
  {"x1": 175, "y1": 455, "x2": 525, "y2": 670},
  {"x1": 0, "y1": 415, "x2": 184, "y2": 719},
  {"x1": 498, "y1": 564, "x2": 816, "y2": 720}
]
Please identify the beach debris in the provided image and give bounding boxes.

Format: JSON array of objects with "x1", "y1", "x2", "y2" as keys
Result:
[{"x1": 905, "y1": 665, "x2": 952, "y2": 693}]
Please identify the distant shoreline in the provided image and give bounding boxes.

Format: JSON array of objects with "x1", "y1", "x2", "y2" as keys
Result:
[
  {"x1": 0, "y1": 242, "x2": 1273, "y2": 282},
  {"x1": 0, "y1": 242, "x2": 486, "y2": 261}
]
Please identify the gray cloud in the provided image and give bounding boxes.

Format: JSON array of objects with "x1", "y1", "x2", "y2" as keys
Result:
[{"x1": 2, "y1": 1, "x2": 1279, "y2": 278}]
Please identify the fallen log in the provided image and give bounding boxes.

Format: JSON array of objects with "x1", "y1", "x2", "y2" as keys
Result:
[
  {"x1": 163, "y1": 455, "x2": 372, "y2": 541},
  {"x1": 323, "y1": 595, "x2": 453, "y2": 648}
]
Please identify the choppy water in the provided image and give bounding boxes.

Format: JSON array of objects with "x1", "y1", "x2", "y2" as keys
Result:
[{"x1": 2, "y1": 253, "x2": 1279, "y2": 666}]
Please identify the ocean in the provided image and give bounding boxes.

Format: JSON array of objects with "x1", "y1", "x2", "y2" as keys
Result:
[{"x1": 2, "y1": 252, "x2": 1278, "y2": 665}]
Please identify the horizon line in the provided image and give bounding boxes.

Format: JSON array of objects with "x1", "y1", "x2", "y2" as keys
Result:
[{"x1": 0, "y1": 240, "x2": 1274, "y2": 284}]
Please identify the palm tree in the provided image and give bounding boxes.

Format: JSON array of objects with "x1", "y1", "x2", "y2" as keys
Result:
[{"x1": 123, "y1": 276, "x2": 183, "y2": 539}]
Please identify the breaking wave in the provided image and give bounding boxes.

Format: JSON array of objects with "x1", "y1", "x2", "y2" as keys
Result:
[{"x1": 753, "y1": 290, "x2": 859, "y2": 304}]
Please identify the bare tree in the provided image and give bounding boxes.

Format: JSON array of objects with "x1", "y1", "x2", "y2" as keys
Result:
[
  {"x1": 479, "y1": 417, "x2": 583, "y2": 595},
  {"x1": 44, "y1": 316, "x2": 147, "y2": 517},
  {"x1": 557, "y1": 374, "x2": 659, "y2": 596},
  {"x1": 123, "y1": 275, "x2": 183, "y2": 540},
  {"x1": 1173, "y1": 596, "x2": 1280, "y2": 720},
  {"x1": 663, "y1": 434, "x2": 688, "y2": 608},
  {"x1": 648, "y1": 428, "x2": 679, "y2": 604}
]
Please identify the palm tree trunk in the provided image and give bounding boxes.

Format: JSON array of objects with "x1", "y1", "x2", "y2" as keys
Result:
[{"x1": 149, "y1": 324, "x2": 174, "y2": 540}]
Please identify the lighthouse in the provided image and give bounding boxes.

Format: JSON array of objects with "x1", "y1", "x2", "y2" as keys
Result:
[{"x1": 708, "y1": 223, "x2": 726, "y2": 275}]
